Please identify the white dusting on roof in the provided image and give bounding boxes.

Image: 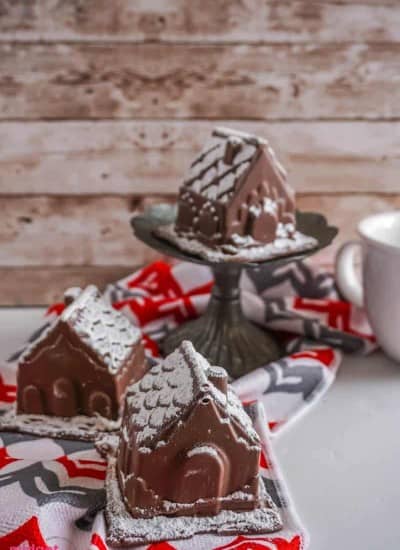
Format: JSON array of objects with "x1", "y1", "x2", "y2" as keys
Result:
[
  {"x1": 124, "y1": 341, "x2": 209, "y2": 447},
  {"x1": 184, "y1": 136, "x2": 257, "y2": 203},
  {"x1": 182, "y1": 128, "x2": 288, "y2": 206},
  {"x1": 62, "y1": 285, "x2": 141, "y2": 374},
  {"x1": 208, "y1": 366, "x2": 227, "y2": 378},
  {"x1": 123, "y1": 341, "x2": 259, "y2": 448}
]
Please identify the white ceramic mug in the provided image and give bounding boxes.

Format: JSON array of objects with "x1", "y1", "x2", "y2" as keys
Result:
[{"x1": 335, "y1": 211, "x2": 400, "y2": 362}]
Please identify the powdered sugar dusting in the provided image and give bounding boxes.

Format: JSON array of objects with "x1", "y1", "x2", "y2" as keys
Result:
[
  {"x1": 124, "y1": 341, "x2": 209, "y2": 447},
  {"x1": 184, "y1": 137, "x2": 257, "y2": 203},
  {"x1": 105, "y1": 455, "x2": 282, "y2": 546},
  {"x1": 157, "y1": 224, "x2": 317, "y2": 264},
  {"x1": 62, "y1": 285, "x2": 141, "y2": 374},
  {"x1": 0, "y1": 403, "x2": 120, "y2": 442},
  {"x1": 123, "y1": 341, "x2": 259, "y2": 450},
  {"x1": 249, "y1": 197, "x2": 278, "y2": 218}
]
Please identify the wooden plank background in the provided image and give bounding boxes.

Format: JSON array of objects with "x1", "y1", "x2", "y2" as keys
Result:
[{"x1": 1, "y1": 1, "x2": 399, "y2": 305}]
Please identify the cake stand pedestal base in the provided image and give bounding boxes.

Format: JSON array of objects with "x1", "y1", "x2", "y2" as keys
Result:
[
  {"x1": 131, "y1": 204, "x2": 337, "y2": 380},
  {"x1": 161, "y1": 264, "x2": 281, "y2": 378}
]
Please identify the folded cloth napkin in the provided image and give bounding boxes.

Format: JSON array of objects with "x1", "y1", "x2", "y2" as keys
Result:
[{"x1": 0, "y1": 259, "x2": 376, "y2": 550}]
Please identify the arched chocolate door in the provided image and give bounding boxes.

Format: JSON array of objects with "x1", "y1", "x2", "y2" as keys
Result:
[
  {"x1": 51, "y1": 377, "x2": 78, "y2": 416},
  {"x1": 247, "y1": 210, "x2": 277, "y2": 242},
  {"x1": 21, "y1": 384, "x2": 44, "y2": 414},
  {"x1": 198, "y1": 209, "x2": 219, "y2": 239},
  {"x1": 173, "y1": 447, "x2": 229, "y2": 507}
]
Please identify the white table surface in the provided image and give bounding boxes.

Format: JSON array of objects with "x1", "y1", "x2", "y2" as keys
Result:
[{"x1": 1, "y1": 307, "x2": 400, "y2": 550}]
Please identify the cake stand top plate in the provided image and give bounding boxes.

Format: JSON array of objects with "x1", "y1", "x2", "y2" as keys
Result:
[{"x1": 131, "y1": 204, "x2": 338, "y2": 270}]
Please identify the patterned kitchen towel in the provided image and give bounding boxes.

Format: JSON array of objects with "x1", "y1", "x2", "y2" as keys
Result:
[
  {"x1": 105, "y1": 259, "x2": 375, "y2": 434},
  {"x1": 0, "y1": 403, "x2": 303, "y2": 550},
  {"x1": 0, "y1": 259, "x2": 376, "y2": 549}
]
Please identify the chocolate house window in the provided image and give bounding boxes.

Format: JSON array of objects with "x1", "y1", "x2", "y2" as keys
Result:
[{"x1": 88, "y1": 391, "x2": 112, "y2": 419}]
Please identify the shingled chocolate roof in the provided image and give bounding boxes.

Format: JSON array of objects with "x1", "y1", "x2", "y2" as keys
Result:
[
  {"x1": 182, "y1": 127, "x2": 287, "y2": 204},
  {"x1": 22, "y1": 285, "x2": 141, "y2": 375},
  {"x1": 123, "y1": 340, "x2": 259, "y2": 449}
]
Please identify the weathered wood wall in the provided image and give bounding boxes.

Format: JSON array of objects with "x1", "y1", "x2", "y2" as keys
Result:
[{"x1": 1, "y1": 1, "x2": 399, "y2": 304}]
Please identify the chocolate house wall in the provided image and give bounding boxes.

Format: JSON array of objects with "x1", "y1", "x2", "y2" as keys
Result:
[
  {"x1": 118, "y1": 396, "x2": 260, "y2": 518},
  {"x1": 176, "y1": 190, "x2": 227, "y2": 246},
  {"x1": 225, "y1": 151, "x2": 296, "y2": 243},
  {"x1": 17, "y1": 322, "x2": 146, "y2": 419}
]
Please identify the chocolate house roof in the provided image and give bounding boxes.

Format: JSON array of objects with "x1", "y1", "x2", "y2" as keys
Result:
[
  {"x1": 123, "y1": 340, "x2": 260, "y2": 449},
  {"x1": 182, "y1": 127, "x2": 287, "y2": 204},
  {"x1": 22, "y1": 285, "x2": 141, "y2": 375}
]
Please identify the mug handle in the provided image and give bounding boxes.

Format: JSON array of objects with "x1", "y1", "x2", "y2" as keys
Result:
[{"x1": 335, "y1": 241, "x2": 364, "y2": 308}]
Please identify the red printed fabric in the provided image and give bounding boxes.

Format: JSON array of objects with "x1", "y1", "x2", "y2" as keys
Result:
[{"x1": 0, "y1": 260, "x2": 376, "y2": 549}]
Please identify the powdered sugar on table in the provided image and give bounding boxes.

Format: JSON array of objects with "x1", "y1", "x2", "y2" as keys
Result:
[
  {"x1": 105, "y1": 454, "x2": 282, "y2": 546},
  {"x1": 0, "y1": 404, "x2": 120, "y2": 441}
]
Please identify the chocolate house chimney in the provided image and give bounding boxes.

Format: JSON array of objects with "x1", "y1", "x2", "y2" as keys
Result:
[
  {"x1": 63, "y1": 287, "x2": 82, "y2": 306},
  {"x1": 207, "y1": 366, "x2": 228, "y2": 395},
  {"x1": 223, "y1": 136, "x2": 243, "y2": 165}
]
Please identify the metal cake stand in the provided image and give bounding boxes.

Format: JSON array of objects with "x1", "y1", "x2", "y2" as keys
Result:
[{"x1": 131, "y1": 204, "x2": 337, "y2": 379}]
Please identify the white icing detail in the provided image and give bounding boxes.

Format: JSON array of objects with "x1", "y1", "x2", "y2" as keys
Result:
[
  {"x1": 53, "y1": 377, "x2": 71, "y2": 399},
  {"x1": 187, "y1": 445, "x2": 219, "y2": 459},
  {"x1": 19, "y1": 321, "x2": 57, "y2": 363}
]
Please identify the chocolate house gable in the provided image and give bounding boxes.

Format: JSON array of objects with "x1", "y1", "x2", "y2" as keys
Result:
[
  {"x1": 175, "y1": 127, "x2": 296, "y2": 246},
  {"x1": 117, "y1": 341, "x2": 263, "y2": 518},
  {"x1": 17, "y1": 285, "x2": 146, "y2": 419}
]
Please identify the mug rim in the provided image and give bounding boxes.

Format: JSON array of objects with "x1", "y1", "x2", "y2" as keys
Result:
[{"x1": 358, "y1": 210, "x2": 400, "y2": 255}]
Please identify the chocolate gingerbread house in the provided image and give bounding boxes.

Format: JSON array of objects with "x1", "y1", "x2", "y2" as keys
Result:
[
  {"x1": 17, "y1": 285, "x2": 147, "y2": 420},
  {"x1": 175, "y1": 127, "x2": 296, "y2": 248},
  {"x1": 117, "y1": 341, "x2": 268, "y2": 518}
]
